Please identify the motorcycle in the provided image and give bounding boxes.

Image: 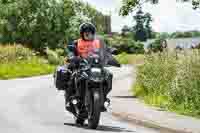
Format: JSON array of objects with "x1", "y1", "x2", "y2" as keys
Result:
[{"x1": 65, "y1": 47, "x2": 120, "y2": 129}]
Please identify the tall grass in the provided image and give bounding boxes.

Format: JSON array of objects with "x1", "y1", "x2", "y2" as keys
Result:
[
  {"x1": 0, "y1": 44, "x2": 35, "y2": 63},
  {"x1": 134, "y1": 50, "x2": 200, "y2": 117},
  {"x1": 0, "y1": 57, "x2": 55, "y2": 79},
  {"x1": 0, "y1": 44, "x2": 56, "y2": 79},
  {"x1": 115, "y1": 53, "x2": 144, "y2": 65},
  {"x1": 45, "y1": 48, "x2": 65, "y2": 65}
]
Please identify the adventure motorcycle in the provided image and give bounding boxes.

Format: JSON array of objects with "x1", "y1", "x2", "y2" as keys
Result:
[{"x1": 54, "y1": 47, "x2": 120, "y2": 129}]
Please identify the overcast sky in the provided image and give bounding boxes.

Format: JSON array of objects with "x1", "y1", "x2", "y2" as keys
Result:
[{"x1": 82, "y1": 0, "x2": 200, "y2": 33}]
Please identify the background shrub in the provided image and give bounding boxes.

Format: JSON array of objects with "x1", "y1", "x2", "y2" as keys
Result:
[
  {"x1": 45, "y1": 48, "x2": 61, "y2": 65},
  {"x1": 148, "y1": 37, "x2": 167, "y2": 53},
  {"x1": 134, "y1": 50, "x2": 200, "y2": 116},
  {"x1": 0, "y1": 44, "x2": 55, "y2": 79},
  {"x1": 103, "y1": 34, "x2": 144, "y2": 54},
  {"x1": 55, "y1": 48, "x2": 65, "y2": 56},
  {"x1": 0, "y1": 56, "x2": 55, "y2": 79},
  {"x1": 115, "y1": 52, "x2": 144, "y2": 65},
  {"x1": 0, "y1": 44, "x2": 35, "y2": 63},
  {"x1": 0, "y1": 0, "x2": 109, "y2": 51}
]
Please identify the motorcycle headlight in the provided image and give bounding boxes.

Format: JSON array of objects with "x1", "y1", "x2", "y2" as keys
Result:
[
  {"x1": 95, "y1": 58, "x2": 99, "y2": 63},
  {"x1": 91, "y1": 68, "x2": 101, "y2": 73}
]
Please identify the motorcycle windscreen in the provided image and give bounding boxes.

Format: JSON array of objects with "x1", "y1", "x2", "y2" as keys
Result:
[
  {"x1": 95, "y1": 37, "x2": 120, "y2": 67},
  {"x1": 105, "y1": 54, "x2": 121, "y2": 67}
]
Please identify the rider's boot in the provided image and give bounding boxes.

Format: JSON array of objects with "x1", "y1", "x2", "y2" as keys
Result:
[
  {"x1": 101, "y1": 95, "x2": 111, "y2": 112},
  {"x1": 65, "y1": 90, "x2": 73, "y2": 112}
]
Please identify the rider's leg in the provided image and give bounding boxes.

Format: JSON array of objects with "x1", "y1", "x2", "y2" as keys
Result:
[
  {"x1": 65, "y1": 81, "x2": 74, "y2": 112},
  {"x1": 102, "y1": 70, "x2": 113, "y2": 111},
  {"x1": 65, "y1": 89, "x2": 70, "y2": 106},
  {"x1": 63, "y1": 64, "x2": 74, "y2": 111},
  {"x1": 104, "y1": 71, "x2": 113, "y2": 100}
]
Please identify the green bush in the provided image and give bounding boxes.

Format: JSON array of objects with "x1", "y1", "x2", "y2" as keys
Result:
[
  {"x1": 103, "y1": 34, "x2": 144, "y2": 54},
  {"x1": 148, "y1": 37, "x2": 167, "y2": 53},
  {"x1": 0, "y1": 44, "x2": 35, "y2": 63},
  {"x1": 55, "y1": 48, "x2": 65, "y2": 56},
  {"x1": 135, "y1": 53, "x2": 177, "y2": 96},
  {"x1": 0, "y1": 44, "x2": 56, "y2": 79},
  {"x1": 46, "y1": 48, "x2": 61, "y2": 65},
  {"x1": 115, "y1": 52, "x2": 129, "y2": 64},
  {"x1": 169, "y1": 51, "x2": 200, "y2": 115},
  {"x1": 170, "y1": 31, "x2": 200, "y2": 38},
  {"x1": 0, "y1": 0, "x2": 108, "y2": 50},
  {"x1": 115, "y1": 53, "x2": 144, "y2": 65},
  {"x1": 0, "y1": 57, "x2": 55, "y2": 79},
  {"x1": 134, "y1": 50, "x2": 200, "y2": 117}
]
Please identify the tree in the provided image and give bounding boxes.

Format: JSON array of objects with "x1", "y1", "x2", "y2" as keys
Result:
[
  {"x1": 133, "y1": 8, "x2": 153, "y2": 41},
  {"x1": 133, "y1": 8, "x2": 147, "y2": 41},
  {"x1": 120, "y1": 0, "x2": 200, "y2": 16},
  {"x1": 170, "y1": 31, "x2": 200, "y2": 38},
  {"x1": 0, "y1": 0, "x2": 72, "y2": 50},
  {"x1": 144, "y1": 13, "x2": 153, "y2": 39},
  {"x1": 0, "y1": 0, "x2": 108, "y2": 51},
  {"x1": 159, "y1": 32, "x2": 170, "y2": 39},
  {"x1": 121, "y1": 25, "x2": 131, "y2": 36}
]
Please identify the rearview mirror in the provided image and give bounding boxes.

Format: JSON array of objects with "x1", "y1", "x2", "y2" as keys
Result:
[
  {"x1": 107, "y1": 58, "x2": 121, "y2": 67},
  {"x1": 107, "y1": 47, "x2": 118, "y2": 55},
  {"x1": 68, "y1": 44, "x2": 76, "y2": 52}
]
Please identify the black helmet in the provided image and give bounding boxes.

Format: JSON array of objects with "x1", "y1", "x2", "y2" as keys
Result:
[{"x1": 79, "y1": 22, "x2": 96, "y2": 35}]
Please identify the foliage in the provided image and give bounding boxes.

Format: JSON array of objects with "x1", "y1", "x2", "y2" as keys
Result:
[
  {"x1": 45, "y1": 48, "x2": 64, "y2": 65},
  {"x1": 0, "y1": 0, "x2": 67, "y2": 50},
  {"x1": 115, "y1": 52, "x2": 129, "y2": 64},
  {"x1": 133, "y1": 8, "x2": 147, "y2": 42},
  {"x1": 115, "y1": 53, "x2": 144, "y2": 65},
  {"x1": 144, "y1": 13, "x2": 153, "y2": 39},
  {"x1": 55, "y1": 48, "x2": 65, "y2": 56},
  {"x1": 120, "y1": 0, "x2": 200, "y2": 16},
  {"x1": 0, "y1": 44, "x2": 35, "y2": 63},
  {"x1": 121, "y1": 25, "x2": 131, "y2": 37},
  {"x1": 0, "y1": 57, "x2": 55, "y2": 79},
  {"x1": 170, "y1": 31, "x2": 200, "y2": 38},
  {"x1": 192, "y1": 0, "x2": 200, "y2": 9},
  {"x1": 148, "y1": 35, "x2": 167, "y2": 52},
  {"x1": 120, "y1": 8, "x2": 154, "y2": 41},
  {"x1": 0, "y1": 0, "x2": 108, "y2": 51},
  {"x1": 103, "y1": 34, "x2": 145, "y2": 54},
  {"x1": 134, "y1": 50, "x2": 200, "y2": 117},
  {"x1": 0, "y1": 44, "x2": 55, "y2": 79},
  {"x1": 130, "y1": 8, "x2": 153, "y2": 42},
  {"x1": 158, "y1": 32, "x2": 171, "y2": 39}
]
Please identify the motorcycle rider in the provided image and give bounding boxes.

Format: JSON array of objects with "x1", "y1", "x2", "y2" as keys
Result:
[{"x1": 65, "y1": 22, "x2": 115, "y2": 111}]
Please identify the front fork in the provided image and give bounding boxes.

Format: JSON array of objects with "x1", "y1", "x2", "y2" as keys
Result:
[{"x1": 84, "y1": 81, "x2": 104, "y2": 112}]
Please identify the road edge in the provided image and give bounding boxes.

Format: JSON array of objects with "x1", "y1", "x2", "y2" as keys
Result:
[{"x1": 112, "y1": 112, "x2": 193, "y2": 133}]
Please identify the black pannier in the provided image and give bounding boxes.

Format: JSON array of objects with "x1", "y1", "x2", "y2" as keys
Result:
[{"x1": 54, "y1": 65, "x2": 71, "y2": 91}]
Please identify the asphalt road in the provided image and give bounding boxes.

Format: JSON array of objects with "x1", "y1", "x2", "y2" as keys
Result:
[{"x1": 0, "y1": 66, "x2": 159, "y2": 133}]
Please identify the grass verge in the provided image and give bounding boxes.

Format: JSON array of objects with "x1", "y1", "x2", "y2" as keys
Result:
[
  {"x1": 133, "y1": 50, "x2": 200, "y2": 118},
  {"x1": 0, "y1": 57, "x2": 56, "y2": 80},
  {"x1": 115, "y1": 53, "x2": 144, "y2": 65}
]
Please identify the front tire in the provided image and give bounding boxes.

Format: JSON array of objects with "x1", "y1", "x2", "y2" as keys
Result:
[
  {"x1": 75, "y1": 117, "x2": 85, "y2": 126},
  {"x1": 88, "y1": 90, "x2": 101, "y2": 129}
]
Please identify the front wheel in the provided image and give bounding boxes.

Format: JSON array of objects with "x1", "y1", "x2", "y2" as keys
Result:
[
  {"x1": 75, "y1": 117, "x2": 85, "y2": 126},
  {"x1": 88, "y1": 90, "x2": 101, "y2": 129}
]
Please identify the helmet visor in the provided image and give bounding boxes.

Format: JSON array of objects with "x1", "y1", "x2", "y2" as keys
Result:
[{"x1": 83, "y1": 32, "x2": 95, "y2": 41}]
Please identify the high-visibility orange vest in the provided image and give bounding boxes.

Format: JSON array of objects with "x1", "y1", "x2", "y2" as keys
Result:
[{"x1": 77, "y1": 39, "x2": 101, "y2": 58}]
